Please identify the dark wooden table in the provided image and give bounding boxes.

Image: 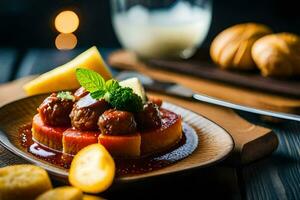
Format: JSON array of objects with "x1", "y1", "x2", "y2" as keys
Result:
[{"x1": 0, "y1": 48, "x2": 299, "y2": 200}]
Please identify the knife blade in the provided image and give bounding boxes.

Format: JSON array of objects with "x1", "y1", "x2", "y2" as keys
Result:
[{"x1": 116, "y1": 71, "x2": 300, "y2": 122}]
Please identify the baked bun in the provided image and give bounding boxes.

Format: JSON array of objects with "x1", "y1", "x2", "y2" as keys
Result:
[
  {"x1": 252, "y1": 32, "x2": 300, "y2": 77},
  {"x1": 210, "y1": 23, "x2": 272, "y2": 70}
]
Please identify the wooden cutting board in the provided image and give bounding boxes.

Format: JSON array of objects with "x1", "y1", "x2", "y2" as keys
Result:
[
  {"x1": 0, "y1": 75, "x2": 277, "y2": 165},
  {"x1": 147, "y1": 56, "x2": 300, "y2": 98},
  {"x1": 109, "y1": 50, "x2": 300, "y2": 114}
]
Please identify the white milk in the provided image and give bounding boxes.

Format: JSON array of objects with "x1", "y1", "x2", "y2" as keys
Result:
[{"x1": 113, "y1": 2, "x2": 212, "y2": 58}]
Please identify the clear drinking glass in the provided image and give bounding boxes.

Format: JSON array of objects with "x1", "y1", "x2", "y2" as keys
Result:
[{"x1": 111, "y1": 0, "x2": 212, "y2": 59}]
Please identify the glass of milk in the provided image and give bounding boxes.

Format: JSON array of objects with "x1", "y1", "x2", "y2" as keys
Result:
[{"x1": 111, "y1": 0, "x2": 212, "y2": 59}]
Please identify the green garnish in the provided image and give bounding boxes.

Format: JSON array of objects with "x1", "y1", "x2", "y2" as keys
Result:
[
  {"x1": 110, "y1": 87, "x2": 143, "y2": 112},
  {"x1": 57, "y1": 91, "x2": 75, "y2": 101},
  {"x1": 76, "y1": 68, "x2": 143, "y2": 112},
  {"x1": 76, "y1": 68, "x2": 106, "y2": 93},
  {"x1": 105, "y1": 79, "x2": 120, "y2": 93}
]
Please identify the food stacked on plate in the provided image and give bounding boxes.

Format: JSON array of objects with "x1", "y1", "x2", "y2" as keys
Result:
[
  {"x1": 21, "y1": 46, "x2": 184, "y2": 161},
  {"x1": 33, "y1": 68, "x2": 182, "y2": 158},
  {"x1": 210, "y1": 23, "x2": 300, "y2": 78}
]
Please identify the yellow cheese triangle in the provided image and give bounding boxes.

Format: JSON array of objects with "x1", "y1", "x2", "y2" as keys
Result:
[{"x1": 23, "y1": 46, "x2": 112, "y2": 95}]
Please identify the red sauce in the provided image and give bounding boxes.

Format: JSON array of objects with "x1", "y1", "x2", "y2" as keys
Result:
[{"x1": 19, "y1": 123, "x2": 197, "y2": 177}]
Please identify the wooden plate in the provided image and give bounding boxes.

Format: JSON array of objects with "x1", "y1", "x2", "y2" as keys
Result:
[{"x1": 0, "y1": 94, "x2": 234, "y2": 183}]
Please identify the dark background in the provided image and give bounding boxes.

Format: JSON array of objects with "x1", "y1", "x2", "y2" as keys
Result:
[{"x1": 0, "y1": 0, "x2": 299, "y2": 49}]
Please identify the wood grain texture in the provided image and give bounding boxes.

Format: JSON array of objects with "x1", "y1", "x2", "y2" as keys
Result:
[
  {"x1": 0, "y1": 76, "x2": 34, "y2": 107},
  {"x1": 109, "y1": 50, "x2": 300, "y2": 114},
  {"x1": 108, "y1": 50, "x2": 278, "y2": 164},
  {"x1": 238, "y1": 113, "x2": 300, "y2": 200},
  {"x1": 0, "y1": 146, "x2": 27, "y2": 167}
]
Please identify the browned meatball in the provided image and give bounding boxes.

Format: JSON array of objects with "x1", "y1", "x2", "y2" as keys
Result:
[
  {"x1": 74, "y1": 87, "x2": 89, "y2": 100},
  {"x1": 148, "y1": 97, "x2": 162, "y2": 107},
  {"x1": 98, "y1": 109, "x2": 137, "y2": 135},
  {"x1": 135, "y1": 102, "x2": 162, "y2": 130},
  {"x1": 70, "y1": 94, "x2": 110, "y2": 131},
  {"x1": 38, "y1": 93, "x2": 74, "y2": 126}
]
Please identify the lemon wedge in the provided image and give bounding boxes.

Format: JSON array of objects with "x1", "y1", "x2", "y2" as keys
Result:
[
  {"x1": 69, "y1": 144, "x2": 115, "y2": 193},
  {"x1": 23, "y1": 46, "x2": 112, "y2": 95}
]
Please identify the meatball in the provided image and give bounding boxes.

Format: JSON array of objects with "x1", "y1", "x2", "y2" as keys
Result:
[
  {"x1": 148, "y1": 97, "x2": 162, "y2": 107},
  {"x1": 70, "y1": 94, "x2": 109, "y2": 131},
  {"x1": 38, "y1": 93, "x2": 74, "y2": 126},
  {"x1": 135, "y1": 102, "x2": 162, "y2": 130},
  {"x1": 98, "y1": 109, "x2": 137, "y2": 135},
  {"x1": 74, "y1": 87, "x2": 89, "y2": 100}
]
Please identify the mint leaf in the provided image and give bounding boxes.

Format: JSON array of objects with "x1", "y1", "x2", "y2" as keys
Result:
[
  {"x1": 105, "y1": 79, "x2": 120, "y2": 93},
  {"x1": 76, "y1": 68, "x2": 105, "y2": 93},
  {"x1": 57, "y1": 91, "x2": 75, "y2": 101},
  {"x1": 90, "y1": 90, "x2": 107, "y2": 100}
]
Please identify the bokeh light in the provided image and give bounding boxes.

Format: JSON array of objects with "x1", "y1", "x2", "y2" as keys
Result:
[
  {"x1": 55, "y1": 10, "x2": 79, "y2": 33},
  {"x1": 55, "y1": 33, "x2": 77, "y2": 50}
]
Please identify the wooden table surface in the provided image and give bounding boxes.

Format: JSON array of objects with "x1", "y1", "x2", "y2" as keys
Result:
[{"x1": 0, "y1": 48, "x2": 299, "y2": 200}]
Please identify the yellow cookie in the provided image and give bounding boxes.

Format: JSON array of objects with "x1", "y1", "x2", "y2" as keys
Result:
[
  {"x1": 0, "y1": 164, "x2": 52, "y2": 200},
  {"x1": 36, "y1": 186, "x2": 83, "y2": 200}
]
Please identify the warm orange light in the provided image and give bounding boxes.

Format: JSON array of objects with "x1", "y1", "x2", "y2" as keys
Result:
[
  {"x1": 55, "y1": 33, "x2": 77, "y2": 50},
  {"x1": 55, "y1": 10, "x2": 79, "y2": 33}
]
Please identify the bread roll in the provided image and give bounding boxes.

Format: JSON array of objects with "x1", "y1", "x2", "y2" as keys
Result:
[
  {"x1": 210, "y1": 23, "x2": 272, "y2": 70},
  {"x1": 252, "y1": 32, "x2": 300, "y2": 77}
]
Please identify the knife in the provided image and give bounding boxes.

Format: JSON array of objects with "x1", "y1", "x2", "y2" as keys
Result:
[{"x1": 116, "y1": 71, "x2": 300, "y2": 122}]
